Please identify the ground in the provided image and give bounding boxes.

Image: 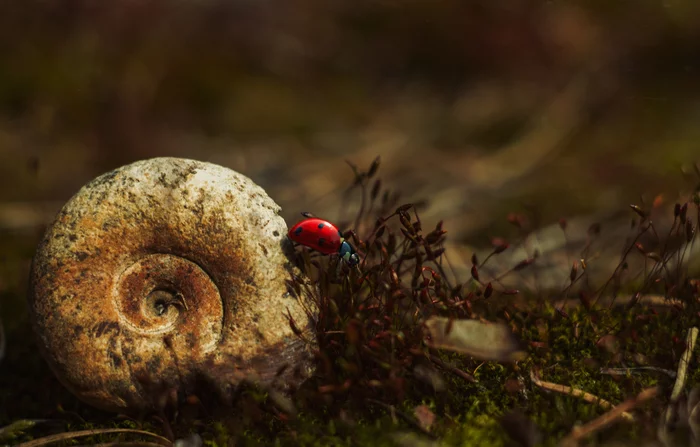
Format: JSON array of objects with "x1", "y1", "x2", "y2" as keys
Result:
[{"x1": 1, "y1": 1, "x2": 700, "y2": 446}]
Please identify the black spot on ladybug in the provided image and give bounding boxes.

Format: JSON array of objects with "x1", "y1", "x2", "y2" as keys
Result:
[
  {"x1": 294, "y1": 227, "x2": 303, "y2": 235},
  {"x1": 318, "y1": 238, "x2": 325, "y2": 247},
  {"x1": 317, "y1": 223, "x2": 325, "y2": 229}
]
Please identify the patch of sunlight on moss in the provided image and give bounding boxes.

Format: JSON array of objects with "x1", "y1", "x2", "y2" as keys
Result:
[{"x1": 443, "y1": 413, "x2": 507, "y2": 446}]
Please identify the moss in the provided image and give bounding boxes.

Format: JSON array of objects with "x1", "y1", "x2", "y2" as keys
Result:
[
  {"x1": 442, "y1": 414, "x2": 507, "y2": 446},
  {"x1": 2, "y1": 159, "x2": 700, "y2": 446}
]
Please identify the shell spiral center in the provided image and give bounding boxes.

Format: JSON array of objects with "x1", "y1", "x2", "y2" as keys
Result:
[{"x1": 112, "y1": 253, "x2": 223, "y2": 354}]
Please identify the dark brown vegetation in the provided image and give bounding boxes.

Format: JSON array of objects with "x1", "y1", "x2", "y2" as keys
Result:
[{"x1": 4, "y1": 157, "x2": 700, "y2": 446}]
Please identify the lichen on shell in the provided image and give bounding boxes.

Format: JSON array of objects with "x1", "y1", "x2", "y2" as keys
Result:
[{"x1": 28, "y1": 157, "x2": 314, "y2": 414}]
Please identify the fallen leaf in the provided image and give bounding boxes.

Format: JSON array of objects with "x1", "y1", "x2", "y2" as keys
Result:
[
  {"x1": 424, "y1": 316, "x2": 526, "y2": 362},
  {"x1": 413, "y1": 405, "x2": 436, "y2": 432}
]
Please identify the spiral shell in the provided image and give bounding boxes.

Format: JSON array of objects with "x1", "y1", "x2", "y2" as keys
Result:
[{"x1": 28, "y1": 157, "x2": 313, "y2": 413}]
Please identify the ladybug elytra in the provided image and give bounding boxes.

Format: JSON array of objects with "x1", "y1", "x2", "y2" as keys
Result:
[{"x1": 288, "y1": 217, "x2": 359, "y2": 266}]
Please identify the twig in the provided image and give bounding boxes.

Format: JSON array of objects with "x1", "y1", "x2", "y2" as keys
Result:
[
  {"x1": 409, "y1": 348, "x2": 478, "y2": 383},
  {"x1": 530, "y1": 369, "x2": 634, "y2": 421},
  {"x1": 428, "y1": 353, "x2": 478, "y2": 383},
  {"x1": 670, "y1": 327, "x2": 699, "y2": 402},
  {"x1": 558, "y1": 386, "x2": 659, "y2": 447},
  {"x1": 600, "y1": 366, "x2": 676, "y2": 378}
]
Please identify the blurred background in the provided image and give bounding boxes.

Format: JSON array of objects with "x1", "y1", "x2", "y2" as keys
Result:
[{"x1": 1, "y1": 0, "x2": 700, "y2": 324}]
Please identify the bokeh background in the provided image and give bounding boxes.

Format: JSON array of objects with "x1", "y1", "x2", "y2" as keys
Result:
[{"x1": 1, "y1": 0, "x2": 700, "y2": 329}]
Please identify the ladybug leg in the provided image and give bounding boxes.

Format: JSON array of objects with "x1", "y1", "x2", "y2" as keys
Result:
[{"x1": 333, "y1": 255, "x2": 343, "y2": 276}]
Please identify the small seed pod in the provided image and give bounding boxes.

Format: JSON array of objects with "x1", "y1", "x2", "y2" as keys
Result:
[{"x1": 28, "y1": 157, "x2": 314, "y2": 414}]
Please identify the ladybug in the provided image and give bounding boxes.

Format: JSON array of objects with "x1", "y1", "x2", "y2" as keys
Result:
[{"x1": 288, "y1": 216, "x2": 359, "y2": 266}]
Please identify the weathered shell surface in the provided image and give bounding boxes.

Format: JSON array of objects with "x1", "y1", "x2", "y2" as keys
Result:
[{"x1": 28, "y1": 157, "x2": 313, "y2": 413}]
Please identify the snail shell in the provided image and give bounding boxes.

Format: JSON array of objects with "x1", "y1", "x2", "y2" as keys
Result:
[{"x1": 28, "y1": 157, "x2": 314, "y2": 413}]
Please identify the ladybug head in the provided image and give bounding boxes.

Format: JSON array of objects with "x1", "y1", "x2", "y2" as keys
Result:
[
  {"x1": 339, "y1": 241, "x2": 359, "y2": 266},
  {"x1": 347, "y1": 252, "x2": 359, "y2": 266}
]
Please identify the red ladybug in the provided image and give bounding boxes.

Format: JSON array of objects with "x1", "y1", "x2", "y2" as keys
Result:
[{"x1": 288, "y1": 216, "x2": 359, "y2": 266}]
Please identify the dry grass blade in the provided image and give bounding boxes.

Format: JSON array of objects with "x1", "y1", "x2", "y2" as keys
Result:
[
  {"x1": 426, "y1": 352, "x2": 477, "y2": 383},
  {"x1": 658, "y1": 327, "x2": 700, "y2": 443},
  {"x1": 15, "y1": 428, "x2": 172, "y2": 447},
  {"x1": 425, "y1": 316, "x2": 527, "y2": 362},
  {"x1": 558, "y1": 386, "x2": 659, "y2": 447},
  {"x1": 529, "y1": 369, "x2": 635, "y2": 422},
  {"x1": 670, "y1": 327, "x2": 699, "y2": 402},
  {"x1": 600, "y1": 366, "x2": 676, "y2": 378}
]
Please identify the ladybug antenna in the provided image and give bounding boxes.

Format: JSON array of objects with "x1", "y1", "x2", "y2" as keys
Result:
[{"x1": 300, "y1": 211, "x2": 315, "y2": 218}]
